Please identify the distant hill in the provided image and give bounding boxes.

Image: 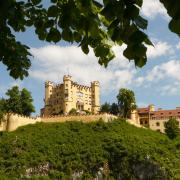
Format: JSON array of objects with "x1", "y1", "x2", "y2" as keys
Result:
[{"x1": 0, "y1": 119, "x2": 179, "y2": 179}]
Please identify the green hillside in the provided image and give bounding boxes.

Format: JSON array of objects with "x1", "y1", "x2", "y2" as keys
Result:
[{"x1": 0, "y1": 119, "x2": 179, "y2": 179}]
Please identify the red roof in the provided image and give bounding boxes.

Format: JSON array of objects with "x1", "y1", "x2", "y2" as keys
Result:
[
  {"x1": 151, "y1": 109, "x2": 180, "y2": 118},
  {"x1": 137, "y1": 107, "x2": 149, "y2": 114}
]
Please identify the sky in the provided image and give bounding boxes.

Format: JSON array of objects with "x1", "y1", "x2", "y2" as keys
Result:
[{"x1": 0, "y1": 0, "x2": 180, "y2": 115}]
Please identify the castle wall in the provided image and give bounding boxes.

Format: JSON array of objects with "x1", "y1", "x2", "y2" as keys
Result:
[
  {"x1": 0, "y1": 114, "x2": 41, "y2": 132},
  {"x1": 42, "y1": 113, "x2": 116, "y2": 123},
  {"x1": 0, "y1": 113, "x2": 117, "y2": 132}
]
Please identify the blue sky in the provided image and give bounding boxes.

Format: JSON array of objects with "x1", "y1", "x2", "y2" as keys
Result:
[{"x1": 0, "y1": 0, "x2": 180, "y2": 115}]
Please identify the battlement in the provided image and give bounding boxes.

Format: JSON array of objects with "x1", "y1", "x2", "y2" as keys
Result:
[
  {"x1": 72, "y1": 82, "x2": 91, "y2": 90},
  {"x1": 0, "y1": 113, "x2": 117, "y2": 132},
  {"x1": 91, "y1": 81, "x2": 100, "y2": 86},
  {"x1": 45, "y1": 81, "x2": 54, "y2": 87},
  {"x1": 0, "y1": 113, "x2": 41, "y2": 132},
  {"x1": 63, "y1": 75, "x2": 72, "y2": 81}
]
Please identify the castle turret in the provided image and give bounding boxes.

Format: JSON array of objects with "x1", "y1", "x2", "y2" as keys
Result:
[
  {"x1": 149, "y1": 104, "x2": 155, "y2": 112},
  {"x1": 63, "y1": 75, "x2": 72, "y2": 114},
  {"x1": 45, "y1": 81, "x2": 54, "y2": 106},
  {"x1": 91, "y1": 81, "x2": 100, "y2": 114}
]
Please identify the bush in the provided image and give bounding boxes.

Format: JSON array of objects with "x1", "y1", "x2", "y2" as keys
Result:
[
  {"x1": 164, "y1": 118, "x2": 180, "y2": 139},
  {"x1": 69, "y1": 108, "x2": 77, "y2": 115},
  {"x1": 0, "y1": 120, "x2": 179, "y2": 179}
]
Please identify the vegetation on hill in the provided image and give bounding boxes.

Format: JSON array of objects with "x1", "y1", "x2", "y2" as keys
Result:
[
  {"x1": 0, "y1": 119, "x2": 179, "y2": 179},
  {"x1": 165, "y1": 118, "x2": 180, "y2": 139}
]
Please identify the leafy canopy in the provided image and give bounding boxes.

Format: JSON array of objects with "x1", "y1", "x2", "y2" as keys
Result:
[
  {"x1": 164, "y1": 118, "x2": 180, "y2": 139},
  {"x1": 0, "y1": 86, "x2": 35, "y2": 117},
  {"x1": 117, "y1": 88, "x2": 136, "y2": 118},
  {"x1": 0, "y1": 0, "x2": 180, "y2": 79},
  {"x1": 100, "y1": 102, "x2": 111, "y2": 113}
]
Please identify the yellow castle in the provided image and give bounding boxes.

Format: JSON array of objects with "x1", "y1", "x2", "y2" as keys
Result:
[{"x1": 41, "y1": 75, "x2": 100, "y2": 116}]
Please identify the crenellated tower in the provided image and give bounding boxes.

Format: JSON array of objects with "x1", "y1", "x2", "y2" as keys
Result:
[
  {"x1": 91, "y1": 81, "x2": 100, "y2": 114},
  {"x1": 63, "y1": 75, "x2": 72, "y2": 114},
  {"x1": 45, "y1": 81, "x2": 54, "y2": 106}
]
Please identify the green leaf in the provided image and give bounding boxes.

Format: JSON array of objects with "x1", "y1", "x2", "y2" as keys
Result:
[
  {"x1": 48, "y1": 6, "x2": 59, "y2": 17},
  {"x1": 133, "y1": 44, "x2": 147, "y2": 57},
  {"x1": 62, "y1": 29, "x2": 73, "y2": 42},
  {"x1": 94, "y1": 45, "x2": 109, "y2": 57},
  {"x1": 73, "y1": 32, "x2": 82, "y2": 42},
  {"x1": 31, "y1": 0, "x2": 41, "y2": 5},
  {"x1": 125, "y1": 4, "x2": 140, "y2": 19},
  {"x1": 134, "y1": 16, "x2": 148, "y2": 30},
  {"x1": 81, "y1": 44, "x2": 89, "y2": 54},
  {"x1": 169, "y1": 19, "x2": 180, "y2": 35},
  {"x1": 135, "y1": 0, "x2": 143, "y2": 7},
  {"x1": 135, "y1": 57, "x2": 146, "y2": 67},
  {"x1": 130, "y1": 30, "x2": 148, "y2": 43},
  {"x1": 46, "y1": 28, "x2": 61, "y2": 43}
]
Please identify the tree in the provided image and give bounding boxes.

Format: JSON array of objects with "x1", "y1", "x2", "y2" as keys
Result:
[
  {"x1": 117, "y1": 88, "x2": 136, "y2": 118},
  {"x1": 4, "y1": 86, "x2": 35, "y2": 116},
  {"x1": 164, "y1": 118, "x2": 180, "y2": 139},
  {"x1": 5, "y1": 86, "x2": 22, "y2": 114},
  {"x1": 110, "y1": 103, "x2": 119, "y2": 115},
  {"x1": 0, "y1": 0, "x2": 179, "y2": 79},
  {"x1": 20, "y1": 88, "x2": 35, "y2": 116},
  {"x1": 0, "y1": 98, "x2": 6, "y2": 120},
  {"x1": 100, "y1": 102, "x2": 111, "y2": 113}
]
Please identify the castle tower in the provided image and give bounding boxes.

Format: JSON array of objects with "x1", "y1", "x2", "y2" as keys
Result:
[
  {"x1": 91, "y1": 81, "x2": 100, "y2": 114},
  {"x1": 45, "y1": 81, "x2": 54, "y2": 106},
  {"x1": 149, "y1": 104, "x2": 155, "y2": 112},
  {"x1": 63, "y1": 75, "x2": 72, "y2": 114}
]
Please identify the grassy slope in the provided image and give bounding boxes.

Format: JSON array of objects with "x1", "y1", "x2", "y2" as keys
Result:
[{"x1": 0, "y1": 119, "x2": 179, "y2": 179}]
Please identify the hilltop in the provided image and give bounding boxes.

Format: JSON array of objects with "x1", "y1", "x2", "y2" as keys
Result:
[{"x1": 0, "y1": 119, "x2": 179, "y2": 179}]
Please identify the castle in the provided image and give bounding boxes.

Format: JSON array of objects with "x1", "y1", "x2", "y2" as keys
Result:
[
  {"x1": 131, "y1": 105, "x2": 180, "y2": 133},
  {"x1": 41, "y1": 75, "x2": 100, "y2": 116}
]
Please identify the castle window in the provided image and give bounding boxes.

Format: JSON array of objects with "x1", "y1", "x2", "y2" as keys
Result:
[
  {"x1": 76, "y1": 92, "x2": 83, "y2": 97},
  {"x1": 156, "y1": 122, "x2": 160, "y2": 126}
]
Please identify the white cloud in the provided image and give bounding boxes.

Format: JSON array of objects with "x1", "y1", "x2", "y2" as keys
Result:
[
  {"x1": 141, "y1": 0, "x2": 169, "y2": 20},
  {"x1": 30, "y1": 42, "x2": 179, "y2": 97},
  {"x1": 145, "y1": 60, "x2": 180, "y2": 82},
  {"x1": 30, "y1": 45, "x2": 135, "y2": 94},
  {"x1": 137, "y1": 60, "x2": 180, "y2": 95},
  {"x1": 161, "y1": 82, "x2": 180, "y2": 96},
  {"x1": 176, "y1": 42, "x2": 180, "y2": 50},
  {"x1": 147, "y1": 41, "x2": 173, "y2": 59}
]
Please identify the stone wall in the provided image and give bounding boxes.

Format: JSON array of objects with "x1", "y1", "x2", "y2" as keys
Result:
[
  {"x1": 149, "y1": 118, "x2": 180, "y2": 133},
  {"x1": 0, "y1": 113, "x2": 117, "y2": 132},
  {"x1": 0, "y1": 113, "x2": 41, "y2": 132},
  {"x1": 42, "y1": 113, "x2": 117, "y2": 123}
]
